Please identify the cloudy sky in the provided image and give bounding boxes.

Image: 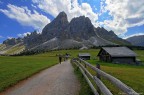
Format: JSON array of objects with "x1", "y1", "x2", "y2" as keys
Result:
[{"x1": 0, "y1": 0, "x2": 144, "y2": 43}]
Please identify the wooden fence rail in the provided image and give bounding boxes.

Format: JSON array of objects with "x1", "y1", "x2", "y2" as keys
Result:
[{"x1": 71, "y1": 58, "x2": 139, "y2": 95}]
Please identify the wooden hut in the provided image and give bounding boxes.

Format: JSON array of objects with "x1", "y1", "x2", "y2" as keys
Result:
[
  {"x1": 97, "y1": 47, "x2": 137, "y2": 64},
  {"x1": 78, "y1": 53, "x2": 91, "y2": 60}
]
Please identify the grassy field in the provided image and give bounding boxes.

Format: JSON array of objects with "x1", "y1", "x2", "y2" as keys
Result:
[
  {"x1": 0, "y1": 49, "x2": 144, "y2": 94},
  {"x1": 87, "y1": 60, "x2": 144, "y2": 94},
  {"x1": 0, "y1": 53, "x2": 59, "y2": 92}
]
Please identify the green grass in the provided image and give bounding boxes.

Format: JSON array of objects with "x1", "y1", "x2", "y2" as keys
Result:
[
  {"x1": 88, "y1": 60, "x2": 144, "y2": 94},
  {"x1": 45, "y1": 49, "x2": 100, "y2": 57},
  {"x1": 0, "y1": 53, "x2": 59, "y2": 92},
  {"x1": 134, "y1": 50, "x2": 144, "y2": 63}
]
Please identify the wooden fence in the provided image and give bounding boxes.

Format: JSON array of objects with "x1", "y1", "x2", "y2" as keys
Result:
[{"x1": 71, "y1": 58, "x2": 139, "y2": 95}]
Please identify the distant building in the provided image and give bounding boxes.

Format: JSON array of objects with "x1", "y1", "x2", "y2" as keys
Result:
[
  {"x1": 78, "y1": 53, "x2": 91, "y2": 60},
  {"x1": 97, "y1": 47, "x2": 137, "y2": 64}
]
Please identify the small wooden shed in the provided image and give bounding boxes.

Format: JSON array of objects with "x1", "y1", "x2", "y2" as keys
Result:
[
  {"x1": 97, "y1": 47, "x2": 137, "y2": 64},
  {"x1": 78, "y1": 53, "x2": 91, "y2": 60}
]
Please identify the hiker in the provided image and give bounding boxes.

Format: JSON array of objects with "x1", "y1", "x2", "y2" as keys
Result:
[
  {"x1": 59, "y1": 54, "x2": 62, "y2": 64},
  {"x1": 65, "y1": 53, "x2": 70, "y2": 60}
]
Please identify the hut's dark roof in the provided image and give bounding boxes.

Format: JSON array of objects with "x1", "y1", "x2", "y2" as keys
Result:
[
  {"x1": 99, "y1": 47, "x2": 137, "y2": 57},
  {"x1": 78, "y1": 53, "x2": 91, "y2": 56}
]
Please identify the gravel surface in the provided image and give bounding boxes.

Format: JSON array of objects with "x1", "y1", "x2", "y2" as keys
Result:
[{"x1": 0, "y1": 60, "x2": 80, "y2": 95}]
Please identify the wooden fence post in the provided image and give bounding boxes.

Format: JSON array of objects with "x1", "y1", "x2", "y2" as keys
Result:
[
  {"x1": 84, "y1": 64, "x2": 87, "y2": 74},
  {"x1": 77, "y1": 61, "x2": 79, "y2": 71},
  {"x1": 96, "y1": 64, "x2": 101, "y2": 79},
  {"x1": 96, "y1": 63, "x2": 101, "y2": 94}
]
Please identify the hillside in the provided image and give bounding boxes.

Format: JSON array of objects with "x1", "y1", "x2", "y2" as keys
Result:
[
  {"x1": 0, "y1": 43, "x2": 25, "y2": 55},
  {"x1": 95, "y1": 27, "x2": 130, "y2": 45},
  {"x1": 126, "y1": 35, "x2": 144, "y2": 46}
]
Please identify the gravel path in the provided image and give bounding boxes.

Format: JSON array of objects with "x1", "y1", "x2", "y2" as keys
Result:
[{"x1": 0, "y1": 60, "x2": 80, "y2": 95}]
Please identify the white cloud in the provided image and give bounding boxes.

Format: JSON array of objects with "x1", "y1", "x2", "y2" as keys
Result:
[
  {"x1": 0, "y1": 4, "x2": 50, "y2": 30},
  {"x1": 123, "y1": 33, "x2": 144, "y2": 39},
  {"x1": 7, "y1": 36, "x2": 13, "y2": 39},
  {"x1": 31, "y1": 4, "x2": 37, "y2": 9},
  {"x1": 0, "y1": 35, "x2": 3, "y2": 38},
  {"x1": 99, "y1": 0, "x2": 144, "y2": 35},
  {"x1": 17, "y1": 32, "x2": 31, "y2": 38},
  {"x1": 32, "y1": 0, "x2": 99, "y2": 27}
]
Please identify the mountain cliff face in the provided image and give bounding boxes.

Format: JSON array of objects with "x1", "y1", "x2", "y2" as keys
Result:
[
  {"x1": 61, "y1": 16, "x2": 95, "y2": 41},
  {"x1": 126, "y1": 35, "x2": 144, "y2": 46},
  {"x1": 23, "y1": 31, "x2": 42, "y2": 48},
  {"x1": 95, "y1": 27, "x2": 130, "y2": 45},
  {"x1": 1, "y1": 11, "x2": 131, "y2": 55},
  {"x1": 42, "y1": 12, "x2": 69, "y2": 41},
  {"x1": 23, "y1": 12, "x2": 69, "y2": 49}
]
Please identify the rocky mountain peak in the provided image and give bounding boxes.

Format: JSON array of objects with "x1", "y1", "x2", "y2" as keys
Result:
[
  {"x1": 42, "y1": 11, "x2": 69, "y2": 41},
  {"x1": 57, "y1": 11, "x2": 67, "y2": 19},
  {"x1": 60, "y1": 16, "x2": 95, "y2": 40},
  {"x1": 52, "y1": 11, "x2": 69, "y2": 26},
  {"x1": 42, "y1": 11, "x2": 69, "y2": 31},
  {"x1": 71, "y1": 16, "x2": 92, "y2": 26}
]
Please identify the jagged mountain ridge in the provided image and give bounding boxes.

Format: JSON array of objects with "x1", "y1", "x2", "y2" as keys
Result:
[
  {"x1": 27, "y1": 12, "x2": 116, "y2": 51},
  {"x1": 1, "y1": 11, "x2": 130, "y2": 54},
  {"x1": 126, "y1": 35, "x2": 144, "y2": 46},
  {"x1": 95, "y1": 27, "x2": 130, "y2": 45}
]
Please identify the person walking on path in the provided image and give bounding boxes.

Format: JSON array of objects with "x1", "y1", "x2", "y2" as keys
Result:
[
  {"x1": 65, "y1": 53, "x2": 70, "y2": 60},
  {"x1": 59, "y1": 54, "x2": 62, "y2": 64}
]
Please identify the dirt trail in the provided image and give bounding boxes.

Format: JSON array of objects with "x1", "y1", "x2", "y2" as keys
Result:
[{"x1": 0, "y1": 60, "x2": 80, "y2": 95}]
